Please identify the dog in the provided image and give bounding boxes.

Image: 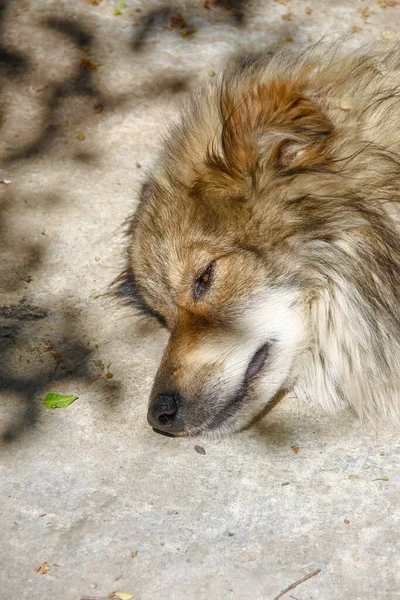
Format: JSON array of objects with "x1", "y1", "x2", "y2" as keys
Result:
[{"x1": 117, "y1": 39, "x2": 400, "y2": 437}]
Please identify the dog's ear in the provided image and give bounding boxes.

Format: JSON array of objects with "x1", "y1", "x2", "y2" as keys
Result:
[{"x1": 215, "y1": 77, "x2": 333, "y2": 184}]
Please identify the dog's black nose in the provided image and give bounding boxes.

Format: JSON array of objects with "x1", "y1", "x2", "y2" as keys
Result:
[{"x1": 147, "y1": 393, "x2": 184, "y2": 435}]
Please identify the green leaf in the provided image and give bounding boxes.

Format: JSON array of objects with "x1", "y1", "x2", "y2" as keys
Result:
[
  {"x1": 113, "y1": 7, "x2": 122, "y2": 15},
  {"x1": 43, "y1": 393, "x2": 78, "y2": 409},
  {"x1": 119, "y1": 1, "x2": 126, "y2": 7}
]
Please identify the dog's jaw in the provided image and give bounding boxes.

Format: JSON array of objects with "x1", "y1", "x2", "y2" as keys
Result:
[{"x1": 149, "y1": 287, "x2": 307, "y2": 437}]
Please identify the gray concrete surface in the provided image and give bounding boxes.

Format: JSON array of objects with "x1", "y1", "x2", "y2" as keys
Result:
[{"x1": 1, "y1": 1, "x2": 400, "y2": 599}]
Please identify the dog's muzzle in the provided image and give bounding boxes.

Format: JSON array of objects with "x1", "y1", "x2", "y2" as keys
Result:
[{"x1": 147, "y1": 393, "x2": 184, "y2": 436}]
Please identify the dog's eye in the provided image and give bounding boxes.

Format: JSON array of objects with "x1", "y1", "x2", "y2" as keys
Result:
[{"x1": 193, "y1": 261, "x2": 215, "y2": 299}]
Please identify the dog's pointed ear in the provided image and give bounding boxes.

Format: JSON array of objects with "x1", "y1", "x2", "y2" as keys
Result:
[{"x1": 217, "y1": 77, "x2": 334, "y2": 183}]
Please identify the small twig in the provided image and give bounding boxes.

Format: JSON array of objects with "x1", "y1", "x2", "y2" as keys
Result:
[{"x1": 273, "y1": 568, "x2": 321, "y2": 600}]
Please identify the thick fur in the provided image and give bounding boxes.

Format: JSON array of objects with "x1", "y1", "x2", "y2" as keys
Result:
[{"x1": 120, "y1": 39, "x2": 400, "y2": 436}]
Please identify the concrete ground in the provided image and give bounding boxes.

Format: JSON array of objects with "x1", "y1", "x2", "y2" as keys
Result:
[{"x1": 1, "y1": 1, "x2": 400, "y2": 599}]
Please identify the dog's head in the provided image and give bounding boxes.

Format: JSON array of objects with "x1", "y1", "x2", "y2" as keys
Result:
[{"x1": 121, "y1": 57, "x2": 338, "y2": 436}]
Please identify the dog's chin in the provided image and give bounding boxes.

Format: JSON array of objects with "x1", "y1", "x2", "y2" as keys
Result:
[{"x1": 182, "y1": 409, "x2": 264, "y2": 439}]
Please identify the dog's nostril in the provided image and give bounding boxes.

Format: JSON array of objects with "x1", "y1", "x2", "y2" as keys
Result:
[
  {"x1": 148, "y1": 393, "x2": 184, "y2": 434},
  {"x1": 159, "y1": 413, "x2": 172, "y2": 426}
]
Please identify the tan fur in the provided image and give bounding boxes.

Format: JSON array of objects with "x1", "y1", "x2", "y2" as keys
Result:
[{"x1": 119, "y1": 39, "x2": 400, "y2": 436}]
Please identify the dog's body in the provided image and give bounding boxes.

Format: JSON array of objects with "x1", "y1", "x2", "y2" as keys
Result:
[{"x1": 120, "y1": 40, "x2": 400, "y2": 436}]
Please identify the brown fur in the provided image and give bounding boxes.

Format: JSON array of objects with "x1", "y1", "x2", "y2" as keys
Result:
[{"x1": 118, "y1": 40, "x2": 400, "y2": 436}]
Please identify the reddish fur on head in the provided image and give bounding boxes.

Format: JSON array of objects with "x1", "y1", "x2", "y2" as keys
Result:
[{"x1": 198, "y1": 76, "x2": 334, "y2": 202}]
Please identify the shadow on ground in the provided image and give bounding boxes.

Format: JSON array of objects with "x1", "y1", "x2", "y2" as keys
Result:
[
  {"x1": 0, "y1": 0, "x2": 258, "y2": 167},
  {"x1": 0, "y1": 302, "x2": 91, "y2": 443}
]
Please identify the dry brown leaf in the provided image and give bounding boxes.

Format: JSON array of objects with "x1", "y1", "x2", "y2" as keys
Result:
[
  {"x1": 52, "y1": 352, "x2": 63, "y2": 364},
  {"x1": 79, "y1": 58, "x2": 100, "y2": 70},
  {"x1": 360, "y1": 6, "x2": 371, "y2": 19},
  {"x1": 170, "y1": 13, "x2": 186, "y2": 28},
  {"x1": 180, "y1": 28, "x2": 197, "y2": 37},
  {"x1": 36, "y1": 561, "x2": 50, "y2": 575}
]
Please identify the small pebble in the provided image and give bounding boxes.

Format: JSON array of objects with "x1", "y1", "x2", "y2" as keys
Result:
[{"x1": 194, "y1": 445, "x2": 206, "y2": 455}]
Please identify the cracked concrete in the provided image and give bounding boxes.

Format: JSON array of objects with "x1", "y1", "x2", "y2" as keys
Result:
[{"x1": 1, "y1": 1, "x2": 400, "y2": 599}]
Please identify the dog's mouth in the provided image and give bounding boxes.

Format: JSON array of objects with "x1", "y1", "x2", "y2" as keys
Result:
[
  {"x1": 244, "y1": 342, "x2": 272, "y2": 383},
  {"x1": 206, "y1": 341, "x2": 272, "y2": 432},
  {"x1": 152, "y1": 428, "x2": 177, "y2": 437}
]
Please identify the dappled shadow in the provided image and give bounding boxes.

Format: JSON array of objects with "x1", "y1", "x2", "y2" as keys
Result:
[
  {"x1": 0, "y1": 182, "x2": 122, "y2": 446},
  {"x1": 0, "y1": 0, "x2": 30, "y2": 77},
  {"x1": 4, "y1": 16, "x2": 105, "y2": 163},
  {"x1": 0, "y1": 196, "x2": 46, "y2": 294},
  {"x1": 131, "y1": 0, "x2": 248, "y2": 51},
  {"x1": 0, "y1": 294, "x2": 126, "y2": 444},
  {"x1": 0, "y1": 302, "x2": 92, "y2": 444}
]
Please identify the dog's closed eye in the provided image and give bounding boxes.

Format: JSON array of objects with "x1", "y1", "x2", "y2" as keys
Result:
[{"x1": 193, "y1": 261, "x2": 215, "y2": 300}]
